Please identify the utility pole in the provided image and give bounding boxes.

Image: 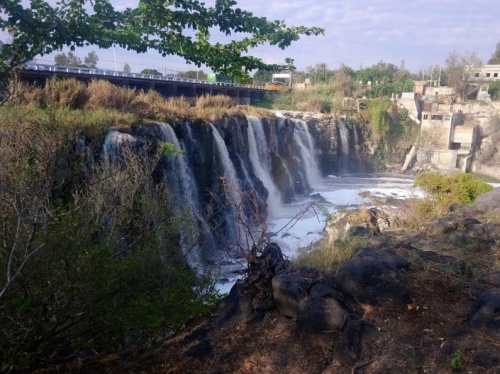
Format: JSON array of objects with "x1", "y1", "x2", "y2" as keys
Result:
[{"x1": 113, "y1": 46, "x2": 118, "y2": 71}]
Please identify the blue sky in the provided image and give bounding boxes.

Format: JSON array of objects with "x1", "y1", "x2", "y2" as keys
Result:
[{"x1": 10, "y1": 0, "x2": 500, "y2": 74}]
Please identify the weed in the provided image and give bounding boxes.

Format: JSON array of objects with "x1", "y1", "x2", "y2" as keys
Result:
[
  {"x1": 294, "y1": 237, "x2": 364, "y2": 269},
  {"x1": 449, "y1": 350, "x2": 464, "y2": 372}
]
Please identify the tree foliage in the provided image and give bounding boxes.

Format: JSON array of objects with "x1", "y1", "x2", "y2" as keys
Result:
[
  {"x1": 252, "y1": 69, "x2": 273, "y2": 85},
  {"x1": 356, "y1": 60, "x2": 414, "y2": 97},
  {"x1": 83, "y1": 50, "x2": 99, "y2": 68},
  {"x1": 54, "y1": 51, "x2": 83, "y2": 67},
  {"x1": 178, "y1": 70, "x2": 207, "y2": 80},
  {"x1": 488, "y1": 42, "x2": 500, "y2": 64},
  {"x1": 303, "y1": 62, "x2": 334, "y2": 84},
  {"x1": 141, "y1": 68, "x2": 163, "y2": 76},
  {"x1": 444, "y1": 50, "x2": 483, "y2": 101},
  {"x1": 0, "y1": 0, "x2": 323, "y2": 85}
]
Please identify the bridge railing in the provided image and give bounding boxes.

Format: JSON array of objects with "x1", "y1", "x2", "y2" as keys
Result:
[{"x1": 24, "y1": 64, "x2": 266, "y2": 90}]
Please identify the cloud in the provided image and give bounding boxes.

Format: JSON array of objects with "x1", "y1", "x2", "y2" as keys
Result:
[{"x1": 7, "y1": 0, "x2": 500, "y2": 73}]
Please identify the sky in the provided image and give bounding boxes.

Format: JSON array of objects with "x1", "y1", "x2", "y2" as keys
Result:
[{"x1": 7, "y1": 0, "x2": 500, "y2": 75}]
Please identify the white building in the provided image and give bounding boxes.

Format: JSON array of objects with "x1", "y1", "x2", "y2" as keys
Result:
[{"x1": 471, "y1": 65, "x2": 500, "y2": 82}]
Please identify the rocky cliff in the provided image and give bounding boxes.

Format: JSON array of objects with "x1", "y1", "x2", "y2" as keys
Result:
[{"x1": 111, "y1": 190, "x2": 499, "y2": 374}]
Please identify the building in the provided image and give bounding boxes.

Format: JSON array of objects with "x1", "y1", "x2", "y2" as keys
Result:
[
  {"x1": 417, "y1": 102, "x2": 478, "y2": 171},
  {"x1": 471, "y1": 65, "x2": 500, "y2": 82}
]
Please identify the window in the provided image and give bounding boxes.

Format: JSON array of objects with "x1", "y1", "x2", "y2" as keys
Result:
[
  {"x1": 431, "y1": 115, "x2": 443, "y2": 120},
  {"x1": 486, "y1": 73, "x2": 491, "y2": 77},
  {"x1": 423, "y1": 114, "x2": 429, "y2": 119},
  {"x1": 495, "y1": 73, "x2": 499, "y2": 78},
  {"x1": 475, "y1": 73, "x2": 480, "y2": 77}
]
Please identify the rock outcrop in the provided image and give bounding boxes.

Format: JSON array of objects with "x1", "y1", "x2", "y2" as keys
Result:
[{"x1": 158, "y1": 199, "x2": 500, "y2": 374}]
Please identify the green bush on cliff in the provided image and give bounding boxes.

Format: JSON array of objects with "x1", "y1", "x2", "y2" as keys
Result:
[{"x1": 414, "y1": 172, "x2": 493, "y2": 216}]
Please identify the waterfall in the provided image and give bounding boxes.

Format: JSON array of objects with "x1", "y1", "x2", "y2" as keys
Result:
[
  {"x1": 210, "y1": 124, "x2": 240, "y2": 200},
  {"x1": 353, "y1": 124, "x2": 359, "y2": 150},
  {"x1": 158, "y1": 124, "x2": 198, "y2": 207},
  {"x1": 209, "y1": 124, "x2": 243, "y2": 246},
  {"x1": 339, "y1": 118, "x2": 350, "y2": 156},
  {"x1": 293, "y1": 120, "x2": 322, "y2": 189},
  {"x1": 101, "y1": 116, "x2": 328, "y2": 269},
  {"x1": 247, "y1": 116, "x2": 282, "y2": 216},
  {"x1": 158, "y1": 123, "x2": 215, "y2": 266},
  {"x1": 102, "y1": 128, "x2": 136, "y2": 165},
  {"x1": 338, "y1": 118, "x2": 351, "y2": 174}
]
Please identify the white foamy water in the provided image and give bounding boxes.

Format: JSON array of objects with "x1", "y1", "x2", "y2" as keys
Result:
[{"x1": 215, "y1": 173, "x2": 422, "y2": 293}]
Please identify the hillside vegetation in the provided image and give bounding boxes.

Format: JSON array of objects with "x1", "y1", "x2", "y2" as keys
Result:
[{"x1": 0, "y1": 81, "x2": 246, "y2": 371}]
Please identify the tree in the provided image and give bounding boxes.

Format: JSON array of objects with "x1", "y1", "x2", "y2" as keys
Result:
[
  {"x1": 84, "y1": 50, "x2": 99, "y2": 68},
  {"x1": 0, "y1": 0, "x2": 323, "y2": 88},
  {"x1": 488, "y1": 43, "x2": 500, "y2": 64},
  {"x1": 123, "y1": 63, "x2": 131, "y2": 73},
  {"x1": 333, "y1": 64, "x2": 355, "y2": 97},
  {"x1": 54, "y1": 51, "x2": 82, "y2": 66},
  {"x1": 444, "y1": 50, "x2": 483, "y2": 101},
  {"x1": 141, "y1": 68, "x2": 162, "y2": 76},
  {"x1": 178, "y1": 70, "x2": 207, "y2": 80},
  {"x1": 304, "y1": 62, "x2": 333, "y2": 84},
  {"x1": 252, "y1": 69, "x2": 273, "y2": 85}
]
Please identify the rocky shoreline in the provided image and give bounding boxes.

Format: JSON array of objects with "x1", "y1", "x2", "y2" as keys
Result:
[{"x1": 150, "y1": 188, "x2": 500, "y2": 373}]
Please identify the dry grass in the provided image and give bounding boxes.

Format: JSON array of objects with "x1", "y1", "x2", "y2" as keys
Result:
[
  {"x1": 296, "y1": 97, "x2": 331, "y2": 113},
  {"x1": 393, "y1": 198, "x2": 448, "y2": 230},
  {"x1": 45, "y1": 78, "x2": 89, "y2": 109},
  {"x1": 86, "y1": 80, "x2": 136, "y2": 110},
  {"x1": 195, "y1": 94, "x2": 233, "y2": 109},
  {"x1": 13, "y1": 79, "x2": 274, "y2": 122},
  {"x1": 294, "y1": 236, "x2": 364, "y2": 269},
  {"x1": 132, "y1": 91, "x2": 192, "y2": 120},
  {"x1": 0, "y1": 104, "x2": 136, "y2": 147}
]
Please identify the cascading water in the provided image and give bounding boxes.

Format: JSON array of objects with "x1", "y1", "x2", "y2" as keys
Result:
[
  {"x1": 338, "y1": 118, "x2": 350, "y2": 174},
  {"x1": 102, "y1": 129, "x2": 136, "y2": 165},
  {"x1": 102, "y1": 117, "x2": 324, "y2": 269},
  {"x1": 158, "y1": 124, "x2": 198, "y2": 207},
  {"x1": 247, "y1": 116, "x2": 282, "y2": 215},
  {"x1": 210, "y1": 124, "x2": 240, "y2": 201},
  {"x1": 293, "y1": 120, "x2": 322, "y2": 189},
  {"x1": 158, "y1": 123, "x2": 216, "y2": 266},
  {"x1": 209, "y1": 123, "x2": 243, "y2": 244}
]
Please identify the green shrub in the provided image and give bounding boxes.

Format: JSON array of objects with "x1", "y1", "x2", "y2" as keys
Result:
[
  {"x1": 449, "y1": 350, "x2": 464, "y2": 372},
  {"x1": 414, "y1": 172, "x2": 493, "y2": 207}
]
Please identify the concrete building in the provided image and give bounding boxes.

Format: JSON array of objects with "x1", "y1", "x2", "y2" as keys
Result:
[
  {"x1": 471, "y1": 65, "x2": 500, "y2": 82},
  {"x1": 417, "y1": 102, "x2": 478, "y2": 171}
]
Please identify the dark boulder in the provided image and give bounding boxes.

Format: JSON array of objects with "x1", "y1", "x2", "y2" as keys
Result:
[
  {"x1": 296, "y1": 297, "x2": 349, "y2": 333},
  {"x1": 309, "y1": 283, "x2": 338, "y2": 298},
  {"x1": 258, "y1": 242, "x2": 288, "y2": 275},
  {"x1": 393, "y1": 244, "x2": 472, "y2": 277},
  {"x1": 272, "y1": 274, "x2": 310, "y2": 317},
  {"x1": 473, "y1": 187, "x2": 500, "y2": 216},
  {"x1": 416, "y1": 250, "x2": 472, "y2": 277},
  {"x1": 426, "y1": 214, "x2": 460, "y2": 234},
  {"x1": 469, "y1": 288, "x2": 500, "y2": 330},
  {"x1": 184, "y1": 339, "x2": 214, "y2": 361},
  {"x1": 346, "y1": 225, "x2": 376, "y2": 238},
  {"x1": 465, "y1": 223, "x2": 487, "y2": 239},
  {"x1": 334, "y1": 248, "x2": 410, "y2": 305}
]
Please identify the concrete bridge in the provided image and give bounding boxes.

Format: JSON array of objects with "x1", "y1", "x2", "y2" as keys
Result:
[{"x1": 19, "y1": 64, "x2": 267, "y2": 105}]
